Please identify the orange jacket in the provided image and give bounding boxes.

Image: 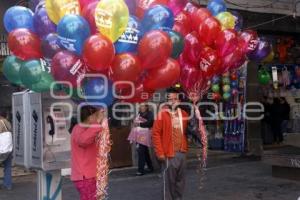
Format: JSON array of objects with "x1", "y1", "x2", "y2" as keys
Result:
[{"x1": 152, "y1": 109, "x2": 188, "y2": 158}]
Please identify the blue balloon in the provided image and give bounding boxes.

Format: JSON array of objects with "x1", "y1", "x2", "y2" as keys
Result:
[
  {"x1": 212, "y1": 76, "x2": 221, "y2": 84},
  {"x1": 207, "y1": 0, "x2": 227, "y2": 16},
  {"x1": 141, "y1": 5, "x2": 174, "y2": 34},
  {"x1": 83, "y1": 77, "x2": 114, "y2": 107},
  {"x1": 231, "y1": 81, "x2": 238, "y2": 89},
  {"x1": 4, "y1": 6, "x2": 34, "y2": 33},
  {"x1": 57, "y1": 15, "x2": 91, "y2": 55},
  {"x1": 114, "y1": 16, "x2": 142, "y2": 54}
]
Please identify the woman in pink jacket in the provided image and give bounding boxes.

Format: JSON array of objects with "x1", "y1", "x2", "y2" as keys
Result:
[{"x1": 70, "y1": 105, "x2": 105, "y2": 200}]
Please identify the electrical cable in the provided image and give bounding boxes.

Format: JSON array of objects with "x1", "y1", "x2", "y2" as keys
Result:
[{"x1": 244, "y1": 14, "x2": 293, "y2": 30}]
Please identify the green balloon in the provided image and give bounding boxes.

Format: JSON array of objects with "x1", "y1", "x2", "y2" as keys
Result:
[
  {"x1": 258, "y1": 69, "x2": 271, "y2": 85},
  {"x1": 166, "y1": 30, "x2": 184, "y2": 59},
  {"x1": 212, "y1": 84, "x2": 220, "y2": 92},
  {"x1": 3, "y1": 56, "x2": 23, "y2": 85},
  {"x1": 223, "y1": 92, "x2": 231, "y2": 101},
  {"x1": 20, "y1": 60, "x2": 43, "y2": 88},
  {"x1": 29, "y1": 72, "x2": 55, "y2": 93},
  {"x1": 222, "y1": 77, "x2": 230, "y2": 85}
]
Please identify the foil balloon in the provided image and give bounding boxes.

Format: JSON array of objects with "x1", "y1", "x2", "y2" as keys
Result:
[
  {"x1": 46, "y1": 0, "x2": 80, "y2": 24},
  {"x1": 141, "y1": 5, "x2": 174, "y2": 34},
  {"x1": 51, "y1": 50, "x2": 87, "y2": 87},
  {"x1": 19, "y1": 59, "x2": 44, "y2": 87},
  {"x1": 83, "y1": 34, "x2": 115, "y2": 72},
  {"x1": 181, "y1": 32, "x2": 202, "y2": 65},
  {"x1": 33, "y1": 7, "x2": 57, "y2": 39},
  {"x1": 115, "y1": 16, "x2": 142, "y2": 54},
  {"x1": 168, "y1": 0, "x2": 188, "y2": 16},
  {"x1": 135, "y1": 0, "x2": 168, "y2": 19},
  {"x1": 161, "y1": 28, "x2": 184, "y2": 59},
  {"x1": 216, "y1": 12, "x2": 235, "y2": 30},
  {"x1": 4, "y1": 6, "x2": 34, "y2": 33},
  {"x1": 207, "y1": 0, "x2": 227, "y2": 16},
  {"x1": 81, "y1": 1, "x2": 99, "y2": 34},
  {"x1": 138, "y1": 30, "x2": 172, "y2": 69},
  {"x1": 198, "y1": 17, "x2": 221, "y2": 47},
  {"x1": 95, "y1": 0, "x2": 129, "y2": 42},
  {"x1": 231, "y1": 11, "x2": 243, "y2": 32},
  {"x1": 143, "y1": 58, "x2": 181, "y2": 90},
  {"x1": 215, "y1": 29, "x2": 239, "y2": 57},
  {"x1": 247, "y1": 38, "x2": 271, "y2": 62},
  {"x1": 239, "y1": 30, "x2": 259, "y2": 55},
  {"x1": 191, "y1": 8, "x2": 212, "y2": 31},
  {"x1": 8, "y1": 28, "x2": 42, "y2": 60},
  {"x1": 3, "y1": 56, "x2": 23, "y2": 85},
  {"x1": 199, "y1": 47, "x2": 221, "y2": 80},
  {"x1": 41, "y1": 33, "x2": 62, "y2": 60},
  {"x1": 57, "y1": 14, "x2": 91, "y2": 55}
]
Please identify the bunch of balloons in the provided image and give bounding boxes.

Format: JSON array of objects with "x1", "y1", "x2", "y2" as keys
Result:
[{"x1": 176, "y1": 0, "x2": 271, "y2": 97}]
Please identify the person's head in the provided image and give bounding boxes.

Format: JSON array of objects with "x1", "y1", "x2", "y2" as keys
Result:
[
  {"x1": 80, "y1": 105, "x2": 103, "y2": 124},
  {"x1": 139, "y1": 103, "x2": 148, "y2": 113},
  {"x1": 166, "y1": 87, "x2": 182, "y2": 109},
  {"x1": 280, "y1": 97, "x2": 286, "y2": 104},
  {"x1": 273, "y1": 97, "x2": 280, "y2": 105}
]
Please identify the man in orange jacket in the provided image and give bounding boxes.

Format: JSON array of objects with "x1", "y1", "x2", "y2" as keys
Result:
[{"x1": 152, "y1": 87, "x2": 189, "y2": 200}]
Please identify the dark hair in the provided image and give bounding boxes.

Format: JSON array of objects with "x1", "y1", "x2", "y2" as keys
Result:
[
  {"x1": 80, "y1": 105, "x2": 99, "y2": 123},
  {"x1": 166, "y1": 87, "x2": 185, "y2": 101}
]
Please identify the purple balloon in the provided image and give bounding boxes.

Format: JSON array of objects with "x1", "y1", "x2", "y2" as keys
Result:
[
  {"x1": 41, "y1": 33, "x2": 62, "y2": 60},
  {"x1": 33, "y1": 7, "x2": 56, "y2": 38},
  {"x1": 231, "y1": 11, "x2": 243, "y2": 32},
  {"x1": 125, "y1": 0, "x2": 136, "y2": 15},
  {"x1": 247, "y1": 38, "x2": 271, "y2": 62}
]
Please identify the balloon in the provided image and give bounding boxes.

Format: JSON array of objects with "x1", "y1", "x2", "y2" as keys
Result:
[
  {"x1": 20, "y1": 59, "x2": 45, "y2": 87},
  {"x1": 4, "y1": 6, "x2": 34, "y2": 33},
  {"x1": 199, "y1": 47, "x2": 221, "y2": 80},
  {"x1": 120, "y1": 82, "x2": 154, "y2": 103},
  {"x1": 83, "y1": 34, "x2": 115, "y2": 72},
  {"x1": 95, "y1": 0, "x2": 129, "y2": 42},
  {"x1": 198, "y1": 17, "x2": 221, "y2": 47},
  {"x1": 168, "y1": 0, "x2": 188, "y2": 16},
  {"x1": 222, "y1": 77, "x2": 230, "y2": 85},
  {"x1": 3, "y1": 56, "x2": 23, "y2": 85},
  {"x1": 138, "y1": 30, "x2": 172, "y2": 69},
  {"x1": 83, "y1": 77, "x2": 114, "y2": 107},
  {"x1": 223, "y1": 92, "x2": 231, "y2": 101},
  {"x1": 258, "y1": 69, "x2": 271, "y2": 85},
  {"x1": 231, "y1": 73, "x2": 238, "y2": 81},
  {"x1": 29, "y1": 71, "x2": 55, "y2": 92},
  {"x1": 125, "y1": 0, "x2": 136, "y2": 15},
  {"x1": 231, "y1": 89, "x2": 238, "y2": 96},
  {"x1": 173, "y1": 22, "x2": 190, "y2": 37},
  {"x1": 114, "y1": 16, "x2": 142, "y2": 54},
  {"x1": 231, "y1": 80, "x2": 238, "y2": 88},
  {"x1": 141, "y1": 5, "x2": 174, "y2": 34},
  {"x1": 211, "y1": 84, "x2": 220, "y2": 92},
  {"x1": 221, "y1": 46, "x2": 245, "y2": 73},
  {"x1": 174, "y1": 11, "x2": 192, "y2": 35},
  {"x1": 109, "y1": 53, "x2": 142, "y2": 82},
  {"x1": 212, "y1": 92, "x2": 221, "y2": 101},
  {"x1": 248, "y1": 38, "x2": 271, "y2": 62},
  {"x1": 179, "y1": 64, "x2": 199, "y2": 91},
  {"x1": 144, "y1": 58, "x2": 181, "y2": 90},
  {"x1": 231, "y1": 11, "x2": 243, "y2": 32},
  {"x1": 215, "y1": 29, "x2": 238, "y2": 57},
  {"x1": 207, "y1": 0, "x2": 227, "y2": 16},
  {"x1": 212, "y1": 76, "x2": 221, "y2": 84},
  {"x1": 57, "y1": 15, "x2": 91, "y2": 55},
  {"x1": 184, "y1": 2, "x2": 198, "y2": 15},
  {"x1": 239, "y1": 30, "x2": 259, "y2": 55},
  {"x1": 33, "y1": 7, "x2": 56, "y2": 39},
  {"x1": 46, "y1": 0, "x2": 80, "y2": 24},
  {"x1": 263, "y1": 49, "x2": 275, "y2": 63},
  {"x1": 162, "y1": 28, "x2": 184, "y2": 59},
  {"x1": 41, "y1": 33, "x2": 62, "y2": 61},
  {"x1": 79, "y1": 0, "x2": 98, "y2": 8},
  {"x1": 181, "y1": 32, "x2": 202, "y2": 65},
  {"x1": 191, "y1": 8, "x2": 212, "y2": 31},
  {"x1": 81, "y1": 1, "x2": 99, "y2": 34},
  {"x1": 216, "y1": 12, "x2": 235, "y2": 30},
  {"x1": 8, "y1": 28, "x2": 42, "y2": 60},
  {"x1": 135, "y1": 0, "x2": 168, "y2": 19},
  {"x1": 52, "y1": 51, "x2": 87, "y2": 87}
]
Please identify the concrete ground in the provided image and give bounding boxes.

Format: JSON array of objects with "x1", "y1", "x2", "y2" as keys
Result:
[{"x1": 1, "y1": 152, "x2": 300, "y2": 200}]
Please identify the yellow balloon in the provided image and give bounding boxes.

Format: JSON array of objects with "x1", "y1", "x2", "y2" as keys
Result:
[
  {"x1": 216, "y1": 12, "x2": 235, "y2": 30},
  {"x1": 46, "y1": 0, "x2": 80, "y2": 24},
  {"x1": 95, "y1": 0, "x2": 129, "y2": 42},
  {"x1": 263, "y1": 50, "x2": 275, "y2": 63}
]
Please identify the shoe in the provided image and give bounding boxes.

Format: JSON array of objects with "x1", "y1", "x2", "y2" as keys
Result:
[
  {"x1": 1, "y1": 185, "x2": 12, "y2": 190},
  {"x1": 136, "y1": 172, "x2": 144, "y2": 176},
  {"x1": 145, "y1": 168, "x2": 154, "y2": 173}
]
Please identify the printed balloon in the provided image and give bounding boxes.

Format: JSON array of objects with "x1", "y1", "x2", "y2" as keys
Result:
[{"x1": 4, "y1": 6, "x2": 34, "y2": 33}]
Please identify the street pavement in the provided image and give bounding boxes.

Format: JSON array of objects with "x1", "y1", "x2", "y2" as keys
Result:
[{"x1": 1, "y1": 153, "x2": 300, "y2": 200}]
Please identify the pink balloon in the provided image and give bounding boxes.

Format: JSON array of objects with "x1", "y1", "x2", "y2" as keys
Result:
[
  {"x1": 79, "y1": 0, "x2": 98, "y2": 9},
  {"x1": 221, "y1": 47, "x2": 245, "y2": 74},
  {"x1": 215, "y1": 29, "x2": 238, "y2": 57},
  {"x1": 181, "y1": 32, "x2": 202, "y2": 65},
  {"x1": 239, "y1": 30, "x2": 259, "y2": 55},
  {"x1": 168, "y1": 0, "x2": 188, "y2": 16},
  {"x1": 179, "y1": 64, "x2": 199, "y2": 91},
  {"x1": 81, "y1": 1, "x2": 99, "y2": 34}
]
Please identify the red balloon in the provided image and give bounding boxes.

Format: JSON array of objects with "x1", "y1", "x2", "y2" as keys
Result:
[
  {"x1": 52, "y1": 51, "x2": 87, "y2": 87},
  {"x1": 119, "y1": 82, "x2": 154, "y2": 103},
  {"x1": 199, "y1": 47, "x2": 221, "y2": 80},
  {"x1": 81, "y1": 1, "x2": 98, "y2": 34},
  {"x1": 215, "y1": 29, "x2": 239, "y2": 57},
  {"x1": 239, "y1": 30, "x2": 259, "y2": 54},
  {"x1": 179, "y1": 64, "x2": 199, "y2": 91},
  {"x1": 8, "y1": 28, "x2": 42, "y2": 60},
  {"x1": 110, "y1": 53, "x2": 142, "y2": 82},
  {"x1": 173, "y1": 22, "x2": 190, "y2": 37},
  {"x1": 138, "y1": 30, "x2": 172, "y2": 69},
  {"x1": 83, "y1": 34, "x2": 115, "y2": 72},
  {"x1": 79, "y1": 0, "x2": 97, "y2": 8},
  {"x1": 143, "y1": 58, "x2": 180, "y2": 90},
  {"x1": 174, "y1": 11, "x2": 192, "y2": 34},
  {"x1": 221, "y1": 46, "x2": 245, "y2": 74},
  {"x1": 231, "y1": 73, "x2": 238, "y2": 81},
  {"x1": 212, "y1": 92, "x2": 221, "y2": 101},
  {"x1": 136, "y1": 0, "x2": 168, "y2": 19},
  {"x1": 198, "y1": 17, "x2": 221, "y2": 47},
  {"x1": 191, "y1": 8, "x2": 212, "y2": 31},
  {"x1": 181, "y1": 32, "x2": 202, "y2": 65},
  {"x1": 184, "y1": 2, "x2": 198, "y2": 15}
]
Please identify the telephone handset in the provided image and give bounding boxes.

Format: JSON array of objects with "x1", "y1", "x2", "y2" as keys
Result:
[{"x1": 47, "y1": 116, "x2": 55, "y2": 143}]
